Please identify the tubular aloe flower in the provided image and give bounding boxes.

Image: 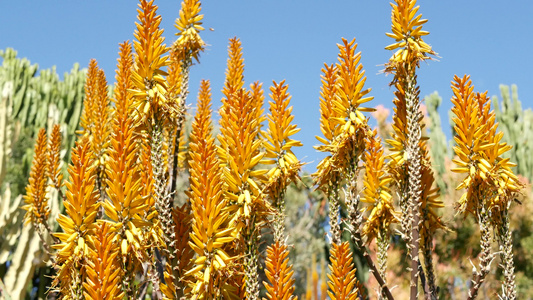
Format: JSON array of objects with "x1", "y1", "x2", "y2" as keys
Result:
[
  {"x1": 451, "y1": 75, "x2": 521, "y2": 299},
  {"x1": 82, "y1": 221, "x2": 125, "y2": 300},
  {"x1": 78, "y1": 59, "x2": 111, "y2": 204},
  {"x1": 361, "y1": 129, "x2": 396, "y2": 244},
  {"x1": 186, "y1": 80, "x2": 236, "y2": 300},
  {"x1": 48, "y1": 124, "x2": 63, "y2": 192},
  {"x1": 262, "y1": 80, "x2": 302, "y2": 240},
  {"x1": 22, "y1": 128, "x2": 50, "y2": 227},
  {"x1": 130, "y1": 0, "x2": 173, "y2": 127},
  {"x1": 104, "y1": 42, "x2": 149, "y2": 295},
  {"x1": 327, "y1": 242, "x2": 360, "y2": 300},
  {"x1": 263, "y1": 241, "x2": 298, "y2": 300},
  {"x1": 174, "y1": 0, "x2": 205, "y2": 62},
  {"x1": 216, "y1": 37, "x2": 269, "y2": 300},
  {"x1": 261, "y1": 80, "x2": 300, "y2": 300},
  {"x1": 52, "y1": 138, "x2": 100, "y2": 297},
  {"x1": 450, "y1": 75, "x2": 520, "y2": 221}
]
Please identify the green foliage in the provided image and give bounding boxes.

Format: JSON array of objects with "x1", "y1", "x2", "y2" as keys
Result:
[{"x1": 425, "y1": 92, "x2": 448, "y2": 191}]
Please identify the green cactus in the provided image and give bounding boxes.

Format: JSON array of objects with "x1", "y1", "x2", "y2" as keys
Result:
[
  {"x1": 493, "y1": 84, "x2": 533, "y2": 184},
  {"x1": 425, "y1": 92, "x2": 448, "y2": 191}
]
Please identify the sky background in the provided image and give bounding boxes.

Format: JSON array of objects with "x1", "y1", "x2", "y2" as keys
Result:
[{"x1": 1, "y1": 1, "x2": 532, "y2": 172}]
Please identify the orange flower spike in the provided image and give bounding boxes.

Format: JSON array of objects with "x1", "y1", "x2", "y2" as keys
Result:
[
  {"x1": 52, "y1": 138, "x2": 100, "y2": 291},
  {"x1": 361, "y1": 129, "x2": 396, "y2": 243},
  {"x1": 327, "y1": 242, "x2": 359, "y2": 300},
  {"x1": 91, "y1": 67, "x2": 111, "y2": 163},
  {"x1": 222, "y1": 37, "x2": 245, "y2": 99},
  {"x1": 79, "y1": 59, "x2": 111, "y2": 159},
  {"x1": 385, "y1": 0, "x2": 435, "y2": 67},
  {"x1": 113, "y1": 41, "x2": 134, "y2": 117},
  {"x1": 316, "y1": 63, "x2": 338, "y2": 145},
  {"x1": 250, "y1": 81, "x2": 266, "y2": 131},
  {"x1": 79, "y1": 60, "x2": 98, "y2": 135},
  {"x1": 263, "y1": 241, "x2": 298, "y2": 300},
  {"x1": 104, "y1": 41, "x2": 147, "y2": 259},
  {"x1": 130, "y1": 0, "x2": 171, "y2": 125},
  {"x1": 218, "y1": 38, "x2": 246, "y2": 167},
  {"x1": 263, "y1": 80, "x2": 302, "y2": 191},
  {"x1": 78, "y1": 59, "x2": 111, "y2": 201},
  {"x1": 334, "y1": 38, "x2": 374, "y2": 129},
  {"x1": 174, "y1": 0, "x2": 205, "y2": 62},
  {"x1": 218, "y1": 38, "x2": 264, "y2": 210},
  {"x1": 450, "y1": 75, "x2": 486, "y2": 214},
  {"x1": 82, "y1": 222, "x2": 124, "y2": 300},
  {"x1": 53, "y1": 139, "x2": 99, "y2": 256},
  {"x1": 217, "y1": 38, "x2": 267, "y2": 299},
  {"x1": 23, "y1": 128, "x2": 50, "y2": 225},
  {"x1": 187, "y1": 80, "x2": 235, "y2": 299},
  {"x1": 314, "y1": 38, "x2": 374, "y2": 190},
  {"x1": 48, "y1": 124, "x2": 63, "y2": 191},
  {"x1": 312, "y1": 64, "x2": 339, "y2": 193},
  {"x1": 451, "y1": 75, "x2": 521, "y2": 219}
]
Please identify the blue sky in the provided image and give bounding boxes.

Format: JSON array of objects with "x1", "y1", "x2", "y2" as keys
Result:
[{"x1": 1, "y1": 1, "x2": 532, "y2": 172}]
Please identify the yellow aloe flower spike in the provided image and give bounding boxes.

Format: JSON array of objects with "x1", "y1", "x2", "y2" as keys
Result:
[
  {"x1": 23, "y1": 128, "x2": 50, "y2": 227},
  {"x1": 450, "y1": 75, "x2": 520, "y2": 221},
  {"x1": 361, "y1": 129, "x2": 396, "y2": 244},
  {"x1": 261, "y1": 80, "x2": 300, "y2": 300},
  {"x1": 174, "y1": 0, "x2": 205, "y2": 62},
  {"x1": 48, "y1": 124, "x2": 63, "y2": 193},
  {"x1": 78, "y1": 59, "x2": 98, "y2": 136},
  {"x1": 316, "y1": 63, "x2": 338, "y2": 146},
  {"x1": 327, "y1": 242, "x2": 359, "y2": 300},
  {"x1": 167, "y1": 0, "x2": 205, "y2": 194},
  {"x1": 82, "y1": 221, "x2": 125, "y2": 300},
  {"x1": 314, "y1": 38, "x2": 373, "y2": 183},
  {"x1": 221, "y1": 37, "x2": 245, "y2": 102},
  {"x1": 78, "y1": 59, "x2": 111, "y2": 204},
  {"x1": 187, "y1": 80, "x2": 236, "y2": 299},
  {"x1": 130, "y1": 0, "x2": 172, "y2": 127},
  {"x1": 263, "y1": 241, "x2": 298, "y2": 300},
  {"x1": 385, "y1": 0, "x2": 435, "y2": 72},
  {"x1": 22, "y1": 127, "x2": 59, "y2": 257},
  {"x1": 104, "y1": 41, "x2": 149, "y2": 295},
  {"x1": 130, "y1": 1, "x2": 179, "y2": 276},
  {"x1": 52, "y1": 138, "x2": 100, "y2": 297},
  {"x1": 450, "y1": 74, "x2": 522, "y2": 298},
  {"x1": 217, "y1": 38, "x2": 268, "y2": 299},
  {"x1": 313, "y1": 63, "x2": 342, "y2": 244},
  {"x1": 314, "y1": 38, "x2": 374, "y2": 246},
  {"x1": 262, "y1": 80, "x2": 303, "y2": 241}
]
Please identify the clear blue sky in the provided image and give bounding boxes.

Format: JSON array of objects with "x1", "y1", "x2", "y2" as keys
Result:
[{"x1": 1, "y1": 1, "x2": 532, "y2": 171}]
